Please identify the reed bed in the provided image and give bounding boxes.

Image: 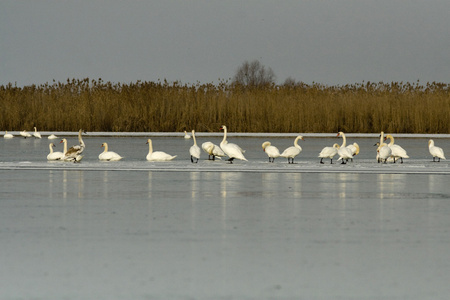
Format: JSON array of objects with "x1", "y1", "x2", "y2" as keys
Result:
[{"x1": 1, "y1": 79, "x2": 449, "y2": 133}]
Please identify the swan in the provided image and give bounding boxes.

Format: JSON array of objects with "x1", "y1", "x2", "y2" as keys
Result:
[
  {"x1": 202, "y1": 141, "x2": 226, "y2": 160},
  {"x1": 146, "y1": 139, "x2": 177, "y2": 161},
  {"x1": 99, "y1": 143, "x2": 123, "y2": 161},
  {"x1": 33, "y1": 127, "x2": 42, "y2": 139},
  {"x1": 219, "y1": 125, "x2": 247, "y2": 163},
  {"x1": 20, "y1": 130, "x2": 32, "y2": 138},
  {"x1": 47, "y1": 143, "x2": 64, "y2": 161},
  {"x1": 189, "y1": 130, "x2": 201, "y2": 163},
  {"x1": 60, "y1": 138, "x2": 84, "y2": 162},
  {"x1": 318, "y1": 143, "x2": 340, "y2": 164},
  {"x1": 262, "y1": 141, "x2": 280, "y2": 163},
  {"x1": 184, "y1": 131, "x2": 191, "y2": 139},
  {"x1": 428, "y1": 139, "x2": 446, "y2": 162},
  {"x1": 346, "y1": 142, "x2": 360, "y2": 162},
  {"x1": 48, "y1": 134, "x2": 58, "y2": 139},
  {"x1": 280, "y1": 136, "x2": 304, "y2": 164},
  {"x1": 61, "y1": 129, "x2": 85, "y2": 162},
  {"x1": 374, "y1": 142, "x2": 394, "y2": 163},
  {"x1": 377, "y1": 142, "x2": 392, "y2": 164},
  {"x1": 337, "y1": 132, "x2": 354, "y2": 164},
  {"x1": 3, "y1": 131, "x2": 14, "y2": 139},
  {"x1": 384, "y1": 134, "x2": 409, "y2": 163}
]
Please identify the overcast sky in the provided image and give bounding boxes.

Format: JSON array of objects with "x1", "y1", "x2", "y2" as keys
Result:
[{"x1": 1, "y1": 1, "x2": 449, "y2": 87}]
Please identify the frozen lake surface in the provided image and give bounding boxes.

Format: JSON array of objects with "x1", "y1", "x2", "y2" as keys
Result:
[{"x1": 1, "y1": 133, "x2": 449, "y2": 299}]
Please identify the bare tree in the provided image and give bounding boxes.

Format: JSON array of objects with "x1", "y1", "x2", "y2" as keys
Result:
[{"x1": 233, "y1": 60, "x2": 276, "y2": 87}]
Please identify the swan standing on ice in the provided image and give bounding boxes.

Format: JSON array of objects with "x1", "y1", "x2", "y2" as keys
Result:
[
  {"x1": 202, "y1": 142, "x2": 226, "y2": 160},
  {"x1": 61, "y1": 129, "x2": 85, "y2": 162},
  {"x1": 318, "y1": 143, "x2": 340, "y2": 164},
  {"x1": 377, "y1": 142, "x2": 392, "y2": 164},
  {"x1": 33, "y1": 127, "x2": 42, "y2": 139},
  {"x1": 47, "y1": 143, "x2": 64, "y2": 161},
  {"x1": 3, "y1": 131, "x2": 14, "y2": 139},
  {"x1": 219, "y1": 125, "x2": 247, "y2": 163},
  {"x1": 428, "y1": 139, "x2": 446, "y2": 162},
  {"x1": 262, "y1": 141, "x2": 280, "y2": 163},
  {"x1": 346, "y1": 142, "x2": 360, "y2": 161},
  {"x1": 189, "y1": 130, "x2": 201, "y2": 163},
  {"x1": 184, "y1": 131, "x2": 191, "y2": 139},
  {"x1": 280, "y1": 136, "x2": 304, "y2": 164},
  {"x1": 20, "y1": 130, "x2": 32, "y2": 138},
  {"x1": 337, "y1": 132, "x2": 354, "y2": 164},
  {"x1": 384, "y1": 134, "x2": 409, "y2": 163},
  {"x1": 146, "y1": 139, "x2": 177, "y2": 161},
  {"x1": 99, "y1": 143, "x2": 123, "y2": 161}
]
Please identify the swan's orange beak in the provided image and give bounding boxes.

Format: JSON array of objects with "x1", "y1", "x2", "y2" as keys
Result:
[
  {"x1": 59, "y1": 140, "x2": 63, "y2": 144},
  {"x1": 336, "y1": 133, "x2": 340, "y2": 137}
]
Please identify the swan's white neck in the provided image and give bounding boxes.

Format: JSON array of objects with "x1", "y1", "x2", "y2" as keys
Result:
[
  {"x1": 49, "y1": 143, "x2": 54, "y2": 154},
  {"x1": 62, "y1": 139, "x2": 68, "y2": 154},
  {"x1": 192, "y1": 130, "x2": 197, "y2": 146},
  {"x1": 78, "y1": 130, "x2": 85, "y2": 147},
  {"x1": 386, "y1": 134, "x2": 394, "y2": 146},
  {"x1": 294, "y1": 136, "x2": 302, "y2": 148},
  {"x1": 379, "y1": 131, "x2": 384, "y2": 145},
  {"x1": 103, "y1": 143, "x2": 109, "y2": 153},
  {"x1": 339, "y1": 132, "x2": 347, "y2": 147},
  {"x1": 148, "y1": 139, "x2": 153, "y2": 154},
  {"x1": 221, "y1": 126, "x2": 227, "y2": 145}
]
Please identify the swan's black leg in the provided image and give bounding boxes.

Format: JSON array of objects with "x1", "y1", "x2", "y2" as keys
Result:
[
  {"x1": 191, "y1": 156, "x2": 193, "y2": 163},
  {"x1": 212, "y1": 155, "x2": 215, "y2": 161},
  {"x1": 400, "y1": 157, "x2": 403, "y2": 164},
  {"x1": 320, "y1": 158, "x2": 324, "y2": 164},
  {"x1": 330, "y1": 159, "x2": 333, "y2": 164},
  {"x1": 227, "y1": 157, "x2": 234, "y2": 164}
]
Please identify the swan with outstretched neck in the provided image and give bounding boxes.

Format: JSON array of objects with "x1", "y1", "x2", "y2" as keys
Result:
[
  {"x1": 47, "y1": 143, "x2": 64, "y2": 161},
  {"x1": 189, "y1": 130, "x2": 201, "y2": 163},
  {"x1": 146, "y1": 139, "x2": 176, "y2": 161},
  {"x1": 337, "y1": 132, "x2": 353, "y2": 164},
  {"x1": 99, "y1": 143, "x2": 123, "y2": 161},
  {"x1": 219, "y1": 125, "x2": 247, "y2": 163},
  {"x1": 33, "y1": 127, "x2": 42, "y2": 139},
  {"x1": 281, "y1": 136, "x2": 304, "y2": 164},
  {"x1": 384, "y1": 134, "x2": 409, "y2": 163}
]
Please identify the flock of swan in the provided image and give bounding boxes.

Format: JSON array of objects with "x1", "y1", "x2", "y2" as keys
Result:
[{"x1": 2, "y1": 126, "x2": 447, "y2": 164}]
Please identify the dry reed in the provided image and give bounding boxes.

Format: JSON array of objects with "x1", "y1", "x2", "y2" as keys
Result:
[{"x1": 1, "y1": 79, "x2": 449, "y2": 133}]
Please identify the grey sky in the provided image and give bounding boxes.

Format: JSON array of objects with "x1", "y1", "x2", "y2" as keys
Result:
[{"x1": 1, "y1": 1, "x2": 449, "y2": 87}]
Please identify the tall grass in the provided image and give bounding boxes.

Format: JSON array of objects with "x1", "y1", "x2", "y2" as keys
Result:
[{"x1": 1, "y1": 79, "x2": 449, "y2": 133}]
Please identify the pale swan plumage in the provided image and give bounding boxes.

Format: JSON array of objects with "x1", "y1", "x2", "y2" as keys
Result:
[
  {"x1": 262, "y1": 141, "x2": 280, "y2": 163},
  {"x1": 189, "y1": 130, "x2": 201, "y2": 163},
  {"x1": 99, "y1": 142, "x2": 123, "y2": 161},
  {"x1": 280, "y1": 136, "x2": 304, "y2": 164},
  {"x1": 219, "y1": 125, "x2": 247, "y2": 163},
  {"x1": 318, "y1": 143, "x2": 340, "y2": 164},
  {"x1": 377, "y1": 142, "x2": 392, "y2": 163},
  {"x1": 146, "y1": 139, "x2": 177, "y2": 161},
  {"x1": 47, "y1": 143, "x2": 64, "y2": 161},
  {"x1": 337, "y1": 132, "x2": 354, "y2": 164},
  {"x1": 20, "y1": 130, "x2": 32, "y2": 138},
  {"x1": 48, "y1": 134, "x2": 58, "y2": 140},
  {"x1": 184, "y1": 131, "x2": 191, "y2": 139},
  {"x1": 428, "y1": 139, "x2": 445, "y2": 162},
  {"x1": 33, "y1": 127, "x2": 42, "y2": 139},
  {"x1": 384, "y1": 134, "x2": 409, "y2": 163},
  {"x1": 61, "y1": 129, "x2": 85, "y2": 162},
  {"x1": 3, "y1": 131, "x2": 14, "y2": 139},
  {"x1": 201, "y1": 141, "x2": 225, "y2": 160}
]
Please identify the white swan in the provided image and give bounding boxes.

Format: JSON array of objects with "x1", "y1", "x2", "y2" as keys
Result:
[
  {"x1": 47, "y1": 143, "x2": 64, "y2": 161},
  {"x1": 384, "y1": 134, "x2": 409, "y2": 163},
  {"x1": 346, "y1": 142, "x2": 360, "y2": 161},
  {"x1": 428, "y1": 139, "x2": 446, "y2": 162},
  {"x1": 184, "y1": 130, "x2": 191, "y2": 139},
  {"x1": 280, "y1": 136, "x2": 304, "y2": 164},
  {"x1": 189, "y1": 130, "x2": 201, "y2": 163},
  {"x1": 60, "y1": 138, "x2": 84, "y2": 162},
  {"x1": 33, "y1": 127, "x2": 42, "y2": 139},
  {"x1": 61, "y1": 129, "x2": 85, "y2": 162},
  {"x1": 318, "y1": 143, "x2": 340, "y2": 164},
  {"x1": 262, "y1": 141, "x2": 280, "y2": 163},
  {"x1": 146, "y1": 139, "x2": 177, "y2": 161},
  {"x1": 3, "y1": 131, "x2": 14, "y2": 139},
  {"x1": 377, "y1": 142, "x2": 392, "y2": 164},
  {"x1": 48, "y1": 134, "x2": 58, "y2": 139},
  {"x1": 219, "y1": 125, "x2": 247, "y2": 163},
  {"x1": 20, "y1": 130, "x2": 32, "y2": 138},
  {"x1": 202, "y1": 141, "x2": 226, "y2": 160},
  {"x1": 337, "y1": 132, "x2": 354, "y2": 164},
  {"x1": 99, "y1": 142, "x2": 123, "y2": 161}
]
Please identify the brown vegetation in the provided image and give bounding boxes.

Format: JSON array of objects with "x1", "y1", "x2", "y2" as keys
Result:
[{"x1": 0, "y1": 78, "x2": 449, "y2": 133}]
